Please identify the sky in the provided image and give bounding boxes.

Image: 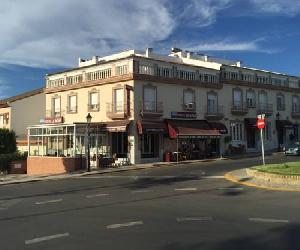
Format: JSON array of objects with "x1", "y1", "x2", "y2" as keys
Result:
[{"x1": 0, "y1": 0, "x2": 300, "y2": 98}]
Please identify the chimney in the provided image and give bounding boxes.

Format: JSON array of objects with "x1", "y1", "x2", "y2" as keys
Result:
[
  {"x1": 236, "y1": 61, "x2": 242, "y2": 67},
  {"x1": 92, "y1": 56, "x2": 98, "y2": 64},
  {"x1": 146, "y1": 48, "x2": 153, "y2": 57}
]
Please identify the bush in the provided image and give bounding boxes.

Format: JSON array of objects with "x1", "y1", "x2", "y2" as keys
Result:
[
  {"x1": 0, "y1": 128, "x2": 17, "y2": 154},
  {"x1": 0, "y1": 152, "x2": 27, "y2": 173}
]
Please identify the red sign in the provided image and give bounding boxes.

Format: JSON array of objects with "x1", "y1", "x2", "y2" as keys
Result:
[
  {"x1": 40, "y1": 117, "x2": 64, "y2": 124},
  {"x1": 256, "y1": 118, "x2": 265, "y2": 129}
]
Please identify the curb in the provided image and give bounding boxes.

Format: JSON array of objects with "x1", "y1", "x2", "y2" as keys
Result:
[{"x1": 224, "y1": 171, "x2": 300, "y2": 192}]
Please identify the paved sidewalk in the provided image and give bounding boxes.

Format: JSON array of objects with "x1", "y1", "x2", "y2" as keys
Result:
[
  {"x1": 0, "y1": 157, "x2": 226, "y2": 186},
  {"x1": 225, "y1": 168, "x2": 300, "y2": 192}
]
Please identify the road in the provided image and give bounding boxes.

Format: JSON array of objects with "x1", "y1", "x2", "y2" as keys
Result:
[{"x1": 0, "y1": 154, "x2": 300, "y2": 250}]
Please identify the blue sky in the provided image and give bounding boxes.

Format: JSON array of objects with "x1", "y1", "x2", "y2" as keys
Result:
[{"x1": 1, "y1": 0, "x2": 300, "y2": 98}]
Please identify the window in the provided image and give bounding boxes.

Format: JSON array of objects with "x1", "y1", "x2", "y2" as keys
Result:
[
  {"x1": 264, "y1": 122, "x2": 272, "y2": 141},
  {"x1": 52, "y1": 97, "x2": 61, "y2": 117},
  {"x1": 114, "y1": 88, "x2": 124, "y2": 112},
  {"x1": 246, "y1": 90, "x2": 255, "y2": 108},
  {"x1": 116, "y1": 65, "x2": 128, "y2": 76},
  {"x1": 143, "y1": 86, "x2": 156, "y2": 112},
  {"x1": 258, "y1": 92, "x2": 267, "y2": 108},
  {"x1": 86, "y1": 68, "x2": 112, "y2": 81},
  {"x1": 207, "y1": 92, "x2": 218, "y2": 113},
  {"x1": 276, "y1": 94, "x2": 285, "y2": 111},
  {"x1": 68, "y1": 95, "x2": 77, "y2": 113},
  {"x1": 141, "y1": 134, "x2": 159, "y2": 158},
  {"x1": 292, "y1": 96, "x2": 299, "y2": 112},
  {"x1": 89, "y1": 92, "x2": 99, "y2": 111},
  {"x1": 0, "y1": 115, "x2": 3, "y2": 127},
  {"x1": 230, "y1": 122, "x2": 243, "y2": 141},
  {"x1": 183, "y1": 90, "x2": 195, "y2": 110},
  {"x1": 139, "y1": 65, "x2": 154, "y2": 75},
  {"x1": 157, "y1": 67, "x2": 171, "y2": 78},
  {"x1": 233, "y1": 89, "x2": 242, "y2": 107}
]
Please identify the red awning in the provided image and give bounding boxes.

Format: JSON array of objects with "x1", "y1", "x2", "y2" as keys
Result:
[
  {"x1": 137, "y1": 120, "x2": 166, "y2": 135},
  {"x1": 166, "y1": 120, "x2": 221, "y2": 139}
]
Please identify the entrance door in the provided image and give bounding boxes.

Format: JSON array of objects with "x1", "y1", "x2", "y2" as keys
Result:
[
  {"x1": 247, "y1": 128, "x2": 256, "y2": 149},
  {"x1": 112, "y1": 132, "x2": 128, "y2": 158}
]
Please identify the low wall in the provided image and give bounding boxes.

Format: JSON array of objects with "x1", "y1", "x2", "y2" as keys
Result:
[
  {"x1": 27, "y1": 157, "x2": 86, "y2": 175},
  {"x1": 246, "y1": 168, "x2": 300, "y2": 185},
  {"x1": 10, "y1": 160, "x2": 27, "y2": 174}
]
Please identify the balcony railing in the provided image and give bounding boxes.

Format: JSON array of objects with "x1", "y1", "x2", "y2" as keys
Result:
[
  {"x1": 292, "y1": 106, "x2": 300, "y2": 118},
  {"x1": 257, "y1": 103, "x2": 273, "y2": 115},
  {"x1": 66, "y1": 106, "x2": 78, "y2": 113},
  {"x1": 88, "y1": 104, "x2": 100, "y2": 112},
  {"x1": 205, "y1": 105, "x2": 224, "y2": 120},
  {"x1": 140, "y1": 101, "x2": 163, "y2": 118},
  {"x1": 231, "y1": 102, "x2": 248, "y2": 115},
  {"x1": 106, "y1": 101, "x2": 132, "y2": 119},
  {"x1": 46, "y1": 110, "x2": 62, "y2": 118},
  {"x1": 182, "y1": 102, "x2": 196, "y2": 111}
]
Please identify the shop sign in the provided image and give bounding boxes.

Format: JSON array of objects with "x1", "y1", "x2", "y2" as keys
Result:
[
  {"x1": 171, "y1": 112, "x2": 196, "y2": 119},
  {"x1": 145, "y1": 128, "x2": 165, "y2": 133},
  {"x1": 40, "y1": 117, "x2": 64, "y2": 124}
]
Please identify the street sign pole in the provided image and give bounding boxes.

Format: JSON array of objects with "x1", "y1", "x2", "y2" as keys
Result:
[{"x1": 260, "y1": 128, "x2": 265, "y2": 165}]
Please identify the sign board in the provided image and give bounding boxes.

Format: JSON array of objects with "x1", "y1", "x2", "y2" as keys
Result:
[
  {"x1": 256, "y1": 118, "x2": 265, "y2": 129},
  {"x1": 40, "y1": 117, "x2": 64, "y2": 124},
  {"x1": 171, "y1": 112, "x2": 196, "y2": 119}
]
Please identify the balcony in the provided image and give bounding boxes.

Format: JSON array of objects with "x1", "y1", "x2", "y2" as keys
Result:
[
  {"x1": 66, "y1": 106, "x2": 78, "y2": 114},
  {"x1": 231, "y1": 102, "x2": 248, "y2": 115},
  {"x1": 106, "y1": 101, "x2": 132, "y2": 120},
  {"x1": 46, "y1": 110, "x2": 62, "y2": 118},
  {"x1": 291, "y1": 107, "x2": 300, "y2": 119},
  {"x1": 140, "y1": 101, "x2": 163, "y2": 119},
  {"x1": 257, "y1": 103, "x2": 273, "y2": 115},
  {"x1": 182, "y1": 102, "x2": 196, "y2": 112},
  {"x1": 88, "y1": 104, "x2": 100, "y2": 112},
  {"x1": 205, "y1": 105, "x2": 224, "y2": 120}
]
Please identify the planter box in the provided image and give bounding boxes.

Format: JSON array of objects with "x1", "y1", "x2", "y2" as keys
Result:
[{"x1": 10, "y1": 160, "x2": 27, "y2": 174}]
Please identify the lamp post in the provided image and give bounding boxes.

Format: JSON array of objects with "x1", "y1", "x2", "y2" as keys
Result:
[
  {"x1": 86, "y1": 113, "x2": 92, "y2": 172},
  {"x1": 276, "y1": 112, "x2": 280, "y2": 152}
]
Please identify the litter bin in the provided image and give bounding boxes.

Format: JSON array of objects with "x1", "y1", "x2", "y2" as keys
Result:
[{"x1": 164, "y1": 152, "x2": 171, "y2": 162}]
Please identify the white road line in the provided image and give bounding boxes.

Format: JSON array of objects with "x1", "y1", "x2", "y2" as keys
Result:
[
  {"x1": 35, "y1": 199, "x2": 63, "y2": 205},
  {"x1": 86, "y1": 193, "x2": 109, "y2": 198},
  {"x1": 176, "y1": 217, "x2": 213, "y2": 222},
  {"x1": 25, "y1": 232, "x2": 70, "y2": 245},
  {"x1": 131, "y1": 190, "x2": 152, "y2": 193},
  {"x1": 174, "y1": 188, "x2": 197, "y2": 191},
  {"x1": 106, "y1": 221, "x2": 143, "y2": 229},
  {"x1": 248, "y1": 218, "x2": 289, "y2": 223},
  {"x1": 202, "y1": 176, "x2": 224, "y2": 179}
]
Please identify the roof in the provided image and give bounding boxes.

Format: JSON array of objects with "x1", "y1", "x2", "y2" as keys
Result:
[{"x1": 0, "y1": 87, "x2": 44, "y2": 105}]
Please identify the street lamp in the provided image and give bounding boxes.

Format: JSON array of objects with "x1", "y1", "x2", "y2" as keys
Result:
[
  {"x1": 86, "y1": 113, "x2": 92, "y2": 172},
  {"x1": 276, "y1": 112, "x2": 280, "y2": 152}
]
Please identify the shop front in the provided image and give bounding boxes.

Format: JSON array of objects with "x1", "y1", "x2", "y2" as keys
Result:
[
  {"x1": 27, "y1": 121, "x2": 132, "y2": 175},
  {"x1": 276, "y1": 120, "x2": 294, "y2": 149},
  {"x1": 165, "y1": 119, "x2": 221, "y2": 161},
  {"x1": 244, "y1": 118, "x2": 258, "y2": 150}
]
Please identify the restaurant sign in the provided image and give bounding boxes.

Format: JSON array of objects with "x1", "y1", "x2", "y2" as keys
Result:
[
  {"x1": 40, "y1": 117, "x2": 64, "y2": 124},
  {"x1": 171, "y1": 112, "x2": 196, "y2": 119}
]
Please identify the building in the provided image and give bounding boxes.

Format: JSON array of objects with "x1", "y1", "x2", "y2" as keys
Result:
[
  {"x1": 0, "y1": 88, "x2": 45, "y2": 151},
  {"x1": 27, "y1": 48, "x2": 300, "y2": 174}
]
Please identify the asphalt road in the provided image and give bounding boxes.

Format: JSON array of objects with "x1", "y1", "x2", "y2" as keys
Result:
[{"x1": 0, "y1": 154, "x2": 300, "y2": 250}]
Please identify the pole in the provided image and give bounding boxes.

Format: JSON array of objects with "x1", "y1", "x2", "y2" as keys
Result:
[
  {"x1": 260, "y1": 128, "x2": 265, "y2": 165},
  {"x1": 176, "y1": 135, "x2": 179, "y2": 163},
  {"x1": 87, "y1": 123, "x2": 91, "y2": 172}
]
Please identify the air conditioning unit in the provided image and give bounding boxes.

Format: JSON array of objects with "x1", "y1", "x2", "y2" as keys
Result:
[{"x1": 185, "y1": 103, "x2": 194, "y2": 110}]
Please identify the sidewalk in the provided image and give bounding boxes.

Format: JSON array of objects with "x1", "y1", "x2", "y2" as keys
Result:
[
  {"x1": 0, "y1": 157, "x2": 227, "y2": 186},
  {"x1": 225, "y1": 168, "x2": 300, "y2": 192}
]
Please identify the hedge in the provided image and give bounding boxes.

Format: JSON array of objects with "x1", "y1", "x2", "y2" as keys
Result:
[
  {"x1": 0, "y1": 152, "x2": 27, "y2": 173},
  {"x1": 0, "y1": 128, "x2": 17, "y2": 154}
]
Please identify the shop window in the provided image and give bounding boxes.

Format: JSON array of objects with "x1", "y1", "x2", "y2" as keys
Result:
[
  {"x1": 141, "y1": 134, "x2": 159, "y2": 158},
  {"x1": 230, "y1": 122, "x2": 243, "y2": 141},
  {"x1": 112, "y1": 132, "x2": 128, "y2": 158}
]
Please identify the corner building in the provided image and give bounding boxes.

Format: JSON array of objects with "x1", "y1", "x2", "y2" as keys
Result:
[{"x1": 27, "y1": 48, "x2": 300, "y2": 174}]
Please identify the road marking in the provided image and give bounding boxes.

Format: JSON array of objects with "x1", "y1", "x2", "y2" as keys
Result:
[
  {"x1": 174, "y1": 188, "x2": 197, "y2": 191},
  {"x1": 248, "y1": 218, "x2": 289, "y2": 223},
  {"x1": 25, "y1": 232, "x2": 70, "y2": 245},
  {"x1": 86, "y1": 193, "x2": 109, "y2": 198},
  {"x1": 218, "y1": 187, "x2": 244, "y2": 191},
  {"x1": 35, "y1": 199, "x2": 63, "y2": 205},
  {"x1": 202, "y1": 176, "x2": 224, "y2": 179},
  {"x1": 106, "y1": 221, "x2": 143, "y2": 229},
  {"x1": 176, "y1": 217, "x2": 213, "y2": 222},
  {"x1": 131, "y1": 190, "x2": 152, "y2": 193}
]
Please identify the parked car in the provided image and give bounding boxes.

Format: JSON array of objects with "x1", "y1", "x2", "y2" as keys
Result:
[{"x1": 284, "y1": 142, "x2": 300, "y2": 156}]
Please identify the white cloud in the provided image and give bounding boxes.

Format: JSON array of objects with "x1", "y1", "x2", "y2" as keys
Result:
[
  {"x1": 249, "y1": 0, "x2": 300, "y2": 16},
  {"x1": 0, "y1": 0, "x2": 174, "y2": 67},
  {"x1": 0, "y1": 79, "x2": 11, "y2": 99}
]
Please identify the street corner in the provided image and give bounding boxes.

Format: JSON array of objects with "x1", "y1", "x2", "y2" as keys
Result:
[{"x1": 224, "y1": 168, "x2": 300, "y2": 192}]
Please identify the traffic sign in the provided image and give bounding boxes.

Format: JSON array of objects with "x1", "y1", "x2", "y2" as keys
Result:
[{"x1": 257, "y1": 118, "x2": 265, "y2": 129}]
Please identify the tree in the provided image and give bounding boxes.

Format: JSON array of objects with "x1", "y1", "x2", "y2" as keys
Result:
[{"x1": 0, "y1": 128, "x2": 17, "y2": 154}]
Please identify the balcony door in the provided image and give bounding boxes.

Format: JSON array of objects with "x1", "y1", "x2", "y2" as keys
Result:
[
  {"x1": 52, "y1": 97, "x2": 61, "y2": 117},
  {"x1": 207, "y1": 93, "x2": 217, "y2": 113},
  {"x1": 114, "y1": 88, "x2": 124, "y2": 112},
  {"x1": 144, "y1": 86, "x2": 156, "y2": 112},
  {"x1": 292, "y1": 96, "x2": 299, "y2": 112},
  {"x1": 259, "y1": 92, "x2": 267, "y2": 109},
  {"x1": 233, "y1": 89, "x2": 242, "y2": 107}
]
